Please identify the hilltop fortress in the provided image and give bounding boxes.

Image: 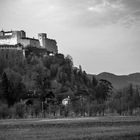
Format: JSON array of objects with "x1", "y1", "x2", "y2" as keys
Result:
[
  {"x1": 0, "y1": 30, "x2": 58, "y2": 54},
  {"x1": 0, "y1": 30, "x2": 58, "y2": 67}
]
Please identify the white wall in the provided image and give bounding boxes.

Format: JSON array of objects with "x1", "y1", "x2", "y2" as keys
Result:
[{"x1": 0, "y1": 37, "x2": 17, "y2": 45}]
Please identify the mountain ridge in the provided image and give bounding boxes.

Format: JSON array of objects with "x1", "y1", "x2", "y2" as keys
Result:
[{"x1": 89, "y1": 72, "x2": 140, "y2": 89}]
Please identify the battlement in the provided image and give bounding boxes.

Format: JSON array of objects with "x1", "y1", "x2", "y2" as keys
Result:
[
  {"x1": 0, "y1": 44, "x2": 23, "y2": 50},
  {"x1": 0, "y1": 30, "x2": 26, "y2": 38},
  {"x1": 0, "y1": 31, "x2": 12, "y2": 36}
]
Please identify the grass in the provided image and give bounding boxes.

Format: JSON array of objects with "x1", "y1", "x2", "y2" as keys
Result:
[{"x1": 0, "y1": 116, "x2": 140, "y2": 140}]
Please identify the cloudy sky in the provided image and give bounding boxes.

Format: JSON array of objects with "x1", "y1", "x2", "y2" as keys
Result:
[{"x1": 0, "y1": 0, "x2": 140, "y2": 75}]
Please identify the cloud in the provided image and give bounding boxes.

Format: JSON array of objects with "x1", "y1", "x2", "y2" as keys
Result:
[
  {"x1": 1, "y1": 0, "x2": 140, "y2": 28},
  {"x1": 58, "y1": 0, "x2": 140, "y2": 27}
]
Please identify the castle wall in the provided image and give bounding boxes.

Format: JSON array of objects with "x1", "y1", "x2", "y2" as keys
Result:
[
  {"x1": 0, "y1": 36, "x2": 17, "y2": 45},
  {"x1": 20, "y1": 38, "x2": 40, "y2": 48},
  {"x1": 30, "y1": 39, "x2": 40, "y2": 48},
  {"x1": 0, "y1": 45, "x2": 24, "y2": 68},
  {"x1": 20, "y1": 39, "x2": 30, "y2": 47},
  {"x1": 45, "y1": 39, "x2": 58, "y2": 54}
]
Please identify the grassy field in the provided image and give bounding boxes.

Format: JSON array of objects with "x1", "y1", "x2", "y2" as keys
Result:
[{"x1": 0, "y1": 116, "x2": 140, "y2": 140}]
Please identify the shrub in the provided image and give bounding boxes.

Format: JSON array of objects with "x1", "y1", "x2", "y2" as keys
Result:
[
  {"x1": 0, "y1": 102, "x2": 9, "y2": 119},
  {"x1": 13, "y1": 102, "x2": 26, "y2": 118}
]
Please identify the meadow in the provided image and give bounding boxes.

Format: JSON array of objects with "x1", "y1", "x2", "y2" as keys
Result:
[{"x1": 0, "y1": 116, "x2": 140, "y2": 140}]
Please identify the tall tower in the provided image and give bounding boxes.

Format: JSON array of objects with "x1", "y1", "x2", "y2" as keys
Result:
[
  {"x1": 0, "y1": 30, "x2": 4, "y2": 36},
  {"x1": 20, "y1": 30, "x2": 26, "y2": 38},
  {"x1": 12, "y1": 31, "x2": 22, "y2": 44},
  {"x1": 38, "y1": 33, "x2": 47, "y2": 48}
]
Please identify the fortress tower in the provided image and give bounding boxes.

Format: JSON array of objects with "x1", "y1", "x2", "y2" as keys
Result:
[
  {"x1": 0, "y1": 30, "x2": 26, "y2": 45},
  {"x1": 38, "y1": 33, "x2": 47, "y2": 48},
  {"x1": 38, "y1": 33, "x2": 58, "y2": 54}
]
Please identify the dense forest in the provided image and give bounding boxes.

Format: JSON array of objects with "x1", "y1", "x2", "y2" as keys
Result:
[{"x1": 0, "y1": 52, "x2": 140, "y2": 119}]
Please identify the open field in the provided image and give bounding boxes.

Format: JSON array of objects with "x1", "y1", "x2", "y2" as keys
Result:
[{"x1": 0, "y1": 116, "x2": 140, "y2": 140}]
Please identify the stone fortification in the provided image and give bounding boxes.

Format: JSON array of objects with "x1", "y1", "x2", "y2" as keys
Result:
[
  {"x1": 0, "y1": 44, "x2": 24, "y2": 68},
  {"x1": 0, "y1": 30, "x2": 58, "y2": 54},
  {"x1": 38, "y1": 33, "x2": 58, "y2": 54}
]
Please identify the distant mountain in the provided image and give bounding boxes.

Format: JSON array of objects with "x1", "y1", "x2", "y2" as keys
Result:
[{"x1": 89, "y1": 72, "x2": 140, "y2": 89}]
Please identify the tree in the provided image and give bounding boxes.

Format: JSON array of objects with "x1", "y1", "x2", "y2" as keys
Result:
[
  {"x1": 110, "y1": 84, "x2": 140, "y2": 115},
  {"x1": 1, "y1": 72, "x2": 9, "y2": 101},
  {"x1": 111, "y1": 90, "x2": 124, "y2": 115},
  {"x1": 0, "y1": 58, "x2": 7, "y2": 75},
  {"x1": 134, "y1": 86, "x2": 140, "y2": 109},
  {"x1": 91, "y1": 76, "x2": 98, "y2": 88},
  {"x1": 95, "y1": 79, "x2": 113, "y2": 115},
  {"x1": 96, "y1": 79, "x2": 113, "y2": 102},
  {"x1": 1, "y1": 69, "x2": 26, "y2": 106}
]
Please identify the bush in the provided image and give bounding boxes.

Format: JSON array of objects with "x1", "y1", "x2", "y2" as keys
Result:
[
  {"x1": 32, "y1": 100, "x2": 41, "y2": 117},
  {"x1": 0, "y1": 102, "x2": 9, "y2": 119},
  {"x1": 13, "y1": 102, "x2": 26, "y2": 118}
]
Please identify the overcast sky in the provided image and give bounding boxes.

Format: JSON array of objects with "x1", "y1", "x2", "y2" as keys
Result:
[{"x1": 0, "y1": 0, "x2": 140, "y2": 75}]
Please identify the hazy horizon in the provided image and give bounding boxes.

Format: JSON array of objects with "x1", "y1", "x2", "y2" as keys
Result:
[{"x1": 0, "y1": 0, "x2": 140, "y2": 75}]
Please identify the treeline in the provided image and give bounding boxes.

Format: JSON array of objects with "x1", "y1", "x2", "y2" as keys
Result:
[
  {"x1": 110, "y1": 84, "x2": 140, "y2": 115},
  {"x1": 0, "y1": 52, "x2": 140, "y2": 119}
]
